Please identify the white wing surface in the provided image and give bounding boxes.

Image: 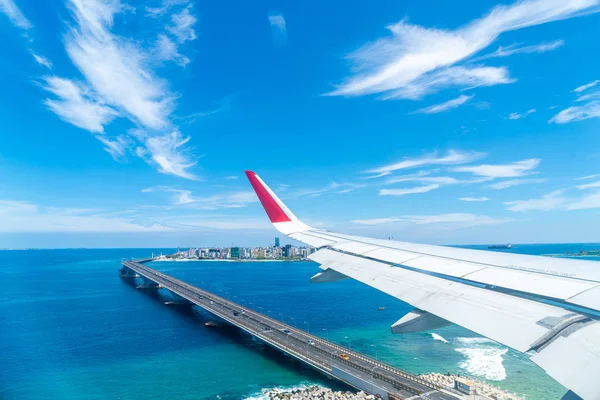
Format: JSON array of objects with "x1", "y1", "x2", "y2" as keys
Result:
[{"x1": 245, "y1": 171, "x2": 600, "y2": 400}]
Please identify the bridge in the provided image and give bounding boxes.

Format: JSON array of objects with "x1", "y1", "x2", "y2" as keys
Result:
[{"x1": 120, "y1": 259, "x2": 464, "y2": 400}]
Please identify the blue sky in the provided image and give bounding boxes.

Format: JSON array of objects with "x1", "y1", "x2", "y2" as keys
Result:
[{"x1": 1, "y1": 0, "x2": 600, "y2": 248}]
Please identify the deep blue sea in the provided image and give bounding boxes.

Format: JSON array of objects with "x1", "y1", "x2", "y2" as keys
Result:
[{"x1": 1, "y1": 244, "x2": 599, "y2": 399}]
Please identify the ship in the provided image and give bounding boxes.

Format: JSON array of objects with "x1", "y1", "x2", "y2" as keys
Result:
[{"x1": 488, "y1": 243, "x2": 512, "y2": 249}]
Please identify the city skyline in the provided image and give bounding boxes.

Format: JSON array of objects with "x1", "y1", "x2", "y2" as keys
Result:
[{"x1": 1, "y1": 0, "x2": 600, "y2": 248}]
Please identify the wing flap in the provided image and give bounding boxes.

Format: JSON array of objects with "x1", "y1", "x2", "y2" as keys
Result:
[
  {"x1": 532, "y1": 322, "x2": 600, "y2": 400},
  {"x1": 310, "y1": 248, "x2": 571, "y2": 353}
]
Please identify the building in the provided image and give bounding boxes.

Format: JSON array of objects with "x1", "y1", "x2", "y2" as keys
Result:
[
  {"x1": 188, "y1": 248, "x2": 196, "y2": 258},
  {"x1": 275, "y1": 237, "x2": 280, "y2": 247},
  {"x1": 231, "y1": 247, "x2": 240, "y2": 259},
  {"x1": 282, "y1": 244, "x2": 292, "y2": 257},
  {"x1": 454, "y1": 378, "x2": 476, "y2": 395}
]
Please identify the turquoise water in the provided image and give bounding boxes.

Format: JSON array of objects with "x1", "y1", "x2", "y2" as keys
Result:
[{"x1": 1, "y1": 244, "x2": 599, "y2": 399}]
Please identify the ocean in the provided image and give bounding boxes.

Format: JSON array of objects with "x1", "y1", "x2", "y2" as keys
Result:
[{"x1": 1, "y1": 244, "x2": 599, "y2": 399}]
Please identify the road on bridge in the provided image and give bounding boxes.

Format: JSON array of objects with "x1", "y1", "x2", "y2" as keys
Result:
[{"x1": 121, "y1": 260, "x2": 463, "y2": 400}]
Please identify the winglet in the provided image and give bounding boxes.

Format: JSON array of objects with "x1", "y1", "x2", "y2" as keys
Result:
[{"x1": 245, "y1": 171, "x2": 310, "y2": 233}]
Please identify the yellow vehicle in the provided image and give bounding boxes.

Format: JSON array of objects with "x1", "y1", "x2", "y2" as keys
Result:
[{"x1": 338, "y1": 353, "x2": 350, "y2": 360}]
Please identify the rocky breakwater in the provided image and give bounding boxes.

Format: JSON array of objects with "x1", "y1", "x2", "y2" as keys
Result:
[{"x1": 264, "y1": 386, "x2": 378, "y2": 400}]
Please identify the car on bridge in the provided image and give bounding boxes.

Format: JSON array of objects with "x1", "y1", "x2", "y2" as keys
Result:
[{"x1": 339, "y1": 353, "x2": 349, "y2": 360}]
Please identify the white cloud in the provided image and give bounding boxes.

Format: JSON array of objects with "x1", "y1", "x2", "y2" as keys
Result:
[
  {"x1": 142, "y1": 186, "x2": 195, "y2": 205},
  {"x1": 507, "y1": 108, "x2": 536, "y2": 120},
  {"x1": 471, "y1": 40, "x2": 564, "y2": 61},
  {"x1": 327, "y1": 0, "x2": 599, "y2": 99},
  {"x1": 40, "y1": 0, "x2": 199, "y2": 179},
  {"x1": 167, "y1": 6, "x2": 197, "y2": 43},
  {"x1": 143, "y1": 131, "x2": 197, "y2": 180},
  {"x1": 42, "y1": 76, "x2": 119, "y2": 134},
  {"x1": 142, "y1": 186, "x2": 258, "y2": 209},
  {"x1": 293, "y1": 182, "x2": 365, "y2": 198},
  {"x1": 0, "y1": 0, "x2": 31, "y2": 29},
  {"x1": 64, "y1": 0, "x2": 174, "y2": 130},
  {"x1": 384, "y1": 174, "x2": 488, "y2": 185},
  {"x1": 550, "y1": 78, "x2": 600, "y2": 123},
  {"x1": 567, "y1": 191, "x2": 600, "y2": 210},
  {"x1": 155, "y1": 34, "x2": 190, "y2": 67},
  {"x1": 0, "y1": 200, "x2": 172, "y2": 233},
  {"x1": 504, "y1": 190, "x2": 568, "y2": 212},
  {"x1": 573, "y1": 79, "x2": 600, "y2": 93},
  {"x1": 352, "y1": 213, "x2": 508, "y2": 227},
  {"x1": 413, "y1": 94, "x2": 473, "y2": 114},
  {"x1": 549, "y1": 100, "x2": 600, "y2": 123},
  {"x1": 576, "y1": 174, "x2": 600, "y2": 180},
  {"x1": 31, "y1": 52, "x2": 52, "y2": 69},
  {"x1": 488, "y1": 178, "x2": 546, "y2": 189},
  {"x1": 459, "y1": 197, "x2": 490, "y2": 202},
  {"x1": 379, "y1": 184, "x2": 440, "y2": 196},
  {"x1": 224, "y1": 175, "x2": 239, "y2": 180},
  {"x1": 146, "y1": 0, "x2": 188, "y2": 17},
  {"x1": 365, "y1": 150, "x2": 485, "y2": 178},
  {"x1": 576, "y1": 180, "x2": 600, "y2": 190},
  {"x1": 452, "y1": 158, "x2": 541, "y2": 178},
  {"x1": 96, "y1": 134, "x2": 131, "y2": 161}
]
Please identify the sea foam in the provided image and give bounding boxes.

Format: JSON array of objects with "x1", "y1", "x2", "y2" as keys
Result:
[
  {"x1": 455, "y1": 337, "x2": 508, "y2": 381},
  {"x1": 431, "y1": 333, "x2": 449, "y2": 343}
]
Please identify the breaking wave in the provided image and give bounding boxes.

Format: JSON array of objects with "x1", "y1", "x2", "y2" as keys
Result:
[
  {"x1": 431, "y1": 333, "x2": 449, "y2": 343},
  {"x1": 455, "y1": 337, "x2": 508, "y2": 381}
]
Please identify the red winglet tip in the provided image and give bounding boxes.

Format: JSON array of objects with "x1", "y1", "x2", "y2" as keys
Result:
[{"x1": 245, "y1": 170, "x2": 291, "y2": 223}]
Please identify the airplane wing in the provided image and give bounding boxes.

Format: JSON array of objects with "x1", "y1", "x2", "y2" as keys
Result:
[{"x1": 245, "y1": 171, "x2": 600, "y2": 400}]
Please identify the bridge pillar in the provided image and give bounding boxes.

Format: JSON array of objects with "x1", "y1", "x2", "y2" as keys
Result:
[
  {"x1": 119, "y1": 266, "x2": 139, "y2": 279},
  {"x1": 165, "y1": 292, "x2": 193, "y2": 306},
  {"x1": 136, "y1": 276, "x2": 161, "y2": 290}
]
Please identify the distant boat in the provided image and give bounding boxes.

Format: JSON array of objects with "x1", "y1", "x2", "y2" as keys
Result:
[
  {"x1": 488, "y1": 243, "x2": 512, "y2": 249},
  {"x1": 378, "y1": 306, "x2": 386, "y2": 311}
]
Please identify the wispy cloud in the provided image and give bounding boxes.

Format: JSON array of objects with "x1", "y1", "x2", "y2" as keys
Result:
[
  {"x1": 142, "y1": 131, "x2": 197, "y2": 180},
  {"x1": 31, "y1": 51, "x2": 52, "y2": 69},
  {"x1": 573, "y1": 79, "x2": 600, "y2": 93},
  {"x1": 154, "y1": 34, "x2": 190, "y2": 67},
  {"x1": 452, "y1": 158, "x2": 541, "y2": 178},
  {"x1": 459, "y1": 197, "x2": 490, "y2": 202},
  {"x1": 549, "y1": 100, "x2": 600, "y2": 123},
  {"x1": 224, "y1": 175, "x2": 239, "y2": 180},
  {"x1": 507, "y1": 108, "x2": 536, "y2": 120},
  {"x1": 96, "y1": 135, "x2": 131, "y2": 161},
  {"x1": 576, "y1": 180, "x2": 600, "y2": 190},
  {"x1": 352, "y1": 213, "x2": 509, "y2": 227},
  {"x1": 42, "y1": 76, "x2": 119, "y2": 134},
  {"x1": 293, "y1": 182, "x2": 365, "y2": 198},
  {"x1": 488, "y1": 178, "x2": 546, "y2": 190},
  {"x1": 550, "y1": 79, "x2": 600, "y2": 123},
  {"x1": 167, "y1": 6, "x2": 197, "y2": 43},
  {"x1": 0, "y1": 0, "x2": 31, "y2": 29},
  {"x1": 142, "y1": 186, "x2": 258, "y2": 209},
  {"x1": 364, "y1": 150, "x2": 485, "y2": 178},
  {"x1": 413, "y1": 94, "x2": 473, "y2": 114},
  {"x1": 505, "y1": 188, "x2": 600, "y2": 211},
  {"x1": 379, "y1": 184, "x2": 440, "y2": 196},
  {"x1": 39, "y1": 0, "x2": 200, "y2": 179},
  {"x1": 327, "y1": 0, "x2": 598, "y2": 99},
  {"x1": 471, "y1": 40, "x2": 564, "y2": 62},
  {"x1": 0, "y1": 200, "x2": 171, "y2": 233},
  {"x1": 384, "y1": 173, "x2": 487, "y2": 186},
  {"x1": 576, "y1": 174, "x2": 600, "y2": 180}
]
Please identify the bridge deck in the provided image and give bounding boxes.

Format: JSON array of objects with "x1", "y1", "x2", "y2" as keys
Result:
[{"x1": 121, "y1": 260, "x2": 463, "y2": 400}]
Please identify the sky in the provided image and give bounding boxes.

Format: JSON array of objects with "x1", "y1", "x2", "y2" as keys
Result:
[{"x1": 1, "y1": 0, "x2": 600, "y2": 248}]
